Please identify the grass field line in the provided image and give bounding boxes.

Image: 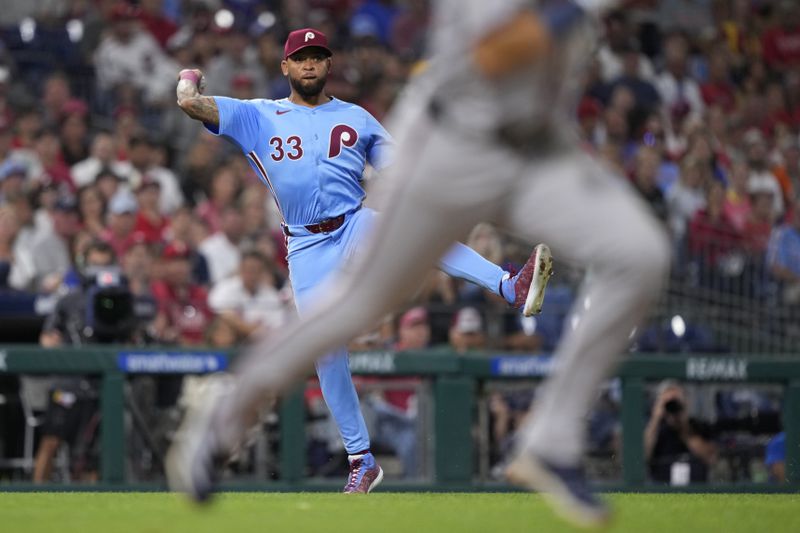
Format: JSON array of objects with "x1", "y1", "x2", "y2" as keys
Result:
[{"x1": 1, "y1": 493, "x2": 798, "y2": 533}]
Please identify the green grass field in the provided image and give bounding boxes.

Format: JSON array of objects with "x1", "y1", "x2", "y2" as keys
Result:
[{"x1": 2, "y1": 493, "x2": 798, "y2": 533}]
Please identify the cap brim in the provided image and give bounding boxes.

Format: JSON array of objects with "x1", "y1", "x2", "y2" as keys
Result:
[{"x1": 285, "y1": 44, "x2": 332, "y2": 59}]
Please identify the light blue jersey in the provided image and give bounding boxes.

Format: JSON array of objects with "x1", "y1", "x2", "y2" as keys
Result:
[{"x1": 207, "y1": 96, "x2": 393, "y2": 226}]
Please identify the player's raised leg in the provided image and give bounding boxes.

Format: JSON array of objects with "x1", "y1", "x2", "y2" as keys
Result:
[
  {"x1": 503, "y1": 152, "x2": 670, "y2": 528},
  {"x1": 438, "y1": 241, "x2": 553, "y2": 315}
]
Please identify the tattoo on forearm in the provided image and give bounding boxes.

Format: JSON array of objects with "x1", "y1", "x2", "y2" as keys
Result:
[{"x1": 179, "y1": 96, "x2": 219, "y2": 126}]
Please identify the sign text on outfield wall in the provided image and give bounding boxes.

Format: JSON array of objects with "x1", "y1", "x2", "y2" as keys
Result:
[
  {"x1": 491, "y1": 356, "x2": 553, "y2": 377},
  {"x1": 349, "y1": 352, "x2": 396, "y2": 373},
  {"x1": 118, "y1": 352, "x2": 227, "y2": 374},
  {"x1": 686, "y1": 358, "x2": 748, "y2": 381}
]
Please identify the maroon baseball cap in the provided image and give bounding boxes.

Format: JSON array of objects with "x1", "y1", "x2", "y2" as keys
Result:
[{"x1": 284, "y1": 28, "x2": 332, "y2": 59}]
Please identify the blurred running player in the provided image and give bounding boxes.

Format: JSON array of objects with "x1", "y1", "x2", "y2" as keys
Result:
[{"x1": 168, "y1": 1, "x2": 668, "y2": 528}]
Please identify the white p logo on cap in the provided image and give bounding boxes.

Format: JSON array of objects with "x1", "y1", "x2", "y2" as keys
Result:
[{"x1": 304, "y1": 31, "x2": 315, "y2": 42}]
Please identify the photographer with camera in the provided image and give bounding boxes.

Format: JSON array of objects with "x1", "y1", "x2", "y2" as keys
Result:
[
  {"x1": 39, "y1": 241, "x2": 144, "y2": 347},
  {"x1": 645, "y1": 380, "x2": 717, "y2": 484},
  {"x1": 33, "y1": 240, "x2": 148, "y2": 482}
]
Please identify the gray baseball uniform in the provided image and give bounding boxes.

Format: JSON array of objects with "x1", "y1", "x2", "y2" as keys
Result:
[{"x1": 215, "y1": 0, "x2": 670, "y2": 468}]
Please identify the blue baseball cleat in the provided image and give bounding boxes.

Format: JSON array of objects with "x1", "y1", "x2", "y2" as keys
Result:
[
  {"x1": 501, "y1": 243, "x2": 554, "y2": 316},
  {"x1": 506, "y1": 450, "x2": 611, "y2": 529},
  {"x1": 343, "y1": 452, "x2": 384, "y2": 494}
]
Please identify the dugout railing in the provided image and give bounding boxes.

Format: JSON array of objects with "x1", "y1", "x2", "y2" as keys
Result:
[{"x1": 0, "y1": 345, "x2": 797, "y2": 491}]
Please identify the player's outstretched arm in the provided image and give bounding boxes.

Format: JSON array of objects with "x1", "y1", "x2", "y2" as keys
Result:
[{"x1": 176, "y1": 69, "x2": 219, "y2": 127}]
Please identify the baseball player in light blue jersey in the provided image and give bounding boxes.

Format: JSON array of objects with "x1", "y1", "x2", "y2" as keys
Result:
[{"x1": 170, "y1": 28, "x2": 552, "y2": 493}]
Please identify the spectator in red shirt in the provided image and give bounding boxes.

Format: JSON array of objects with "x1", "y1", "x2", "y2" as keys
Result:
[
  {"x1": 700, "y1": 47, "x2": 737, "y2": 113},
  {"x1": 133, "y1": 175, "x2": 168, "y2": 245},
  {"x1": 162, "y1": 207, "x2": 211, "y2": 285},
  {"x1": 689, "y1": 180, "x2": 744, "y2": 288},
  {"x1": 723, "y1": 159, "x2": 753, "y2": 233},
  {"x1": 101, "y1": 191, "x2": 144, "y2": 259},
  {"x1": 577, "y1": 96, "x2": 603, "y2": 148},
  {"x1": 151, "y1": 241, "x2": 213, "y2": 345},
  {"x1": 762, "y1": 1, "x2": 800, "y2": 70},
  {"x1": 690, "y1": 180, "x2": 742, "y2": 263},
  {"x1": 743, "y1": 191, "x2": 775, "y2": 257},
  {"x1": 761, "y1": 81, "x2": 794, "y2": 136}
]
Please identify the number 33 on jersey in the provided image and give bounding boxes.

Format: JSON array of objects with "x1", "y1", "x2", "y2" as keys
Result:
[{"x1": 205, "y1": 96, "x2": 394, "y2": 227}]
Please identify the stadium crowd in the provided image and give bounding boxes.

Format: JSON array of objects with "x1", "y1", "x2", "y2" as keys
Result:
[
  {"x1": 0, "y1": 0, "x2": 795, "y2": 484},
  {"x1": 0, "y1": 0, "x2": 798, "y2": 352}
]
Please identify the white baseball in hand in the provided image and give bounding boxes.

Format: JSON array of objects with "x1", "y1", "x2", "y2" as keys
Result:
[{"x1": 177, "y1": 69, "x2": 206, "y2": 100}]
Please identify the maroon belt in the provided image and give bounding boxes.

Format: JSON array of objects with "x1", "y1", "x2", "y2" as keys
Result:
[{"x1": 282, "y1": 214, "x2": 347, "y2": 237}]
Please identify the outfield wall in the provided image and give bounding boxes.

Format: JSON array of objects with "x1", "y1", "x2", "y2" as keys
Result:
[{"x1": 0, "y1": 345, "x2": 798, "y2": 492}]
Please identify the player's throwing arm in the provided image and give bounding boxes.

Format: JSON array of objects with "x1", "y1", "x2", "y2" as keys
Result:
[{"x1": 176, "y1": 69, "x2": 219, "y2": 127}]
